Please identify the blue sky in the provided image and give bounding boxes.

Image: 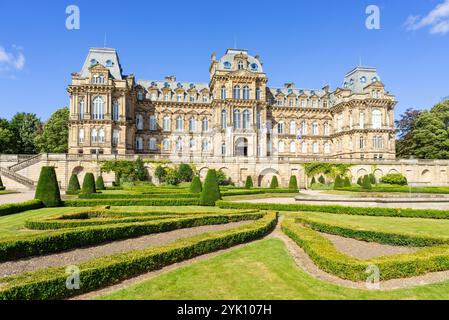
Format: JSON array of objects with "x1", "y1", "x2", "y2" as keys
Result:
[{"x1": 0, "y1": 0, "x2": 448, "y2": 121}]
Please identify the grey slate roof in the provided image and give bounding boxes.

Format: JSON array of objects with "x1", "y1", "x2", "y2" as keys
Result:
[
  {"x1": 137, "y1": 80, "x2": 210, "y2": 92},
  {"x1": 80, "y1": 48, "x2": 123, "y2": 80},
  {"x1": 343, "y1": 66, "x2": 381, "y2": 93},
  {"x1": 217, "y1": 49, "x2": 264, "y2": 73}
]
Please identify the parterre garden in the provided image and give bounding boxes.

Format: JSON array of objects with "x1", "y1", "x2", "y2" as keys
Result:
[{"x1": 4, "y1": 165, "x2": 449, "y2": 299}]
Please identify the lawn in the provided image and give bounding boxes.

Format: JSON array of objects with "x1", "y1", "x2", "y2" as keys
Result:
[
  {"x1": 0, "y1": 190, "x2": 18, "y2": 195},
  {"x1": 337, "y1": 184, "x2": 449, "y2": 195},
  {"x1": 98, "y1": 238, "x2": 449, "y2": 300},
  {"x1": 223, "y1": 193, "x2": 300, "y2": 201},
  {"x1": 297, "y1": 211, "x2": 449, "y2": 239}
]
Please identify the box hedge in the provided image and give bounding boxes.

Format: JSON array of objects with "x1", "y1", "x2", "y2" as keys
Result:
[
  {"x1": 34, "y1": 166, "x2": 61, "y2": 207},
  {"x1": 81, "y1": 173, "x2": 96, "y2": 195},
  {"x1": 270, "y1": 176, "x2": 279, "y2": 189},
  {"x1": 289, "y1": 176, "x2": 298, "y2": 191},
  {"x1": 64, "y1": 198, "x2": 200, "y2": 207},
  {"x1": 189, "y1": 176, "x2": 202, "y2": 194},
  {"x1": 0, "y1": 200, "x2": 44, "y2": 217},
  {"x1": 66, "y1": 174, "x2": 81, "y2": 195},
  {"x1": 95, "y1": 176, "x2": 106, "y2": 191}
]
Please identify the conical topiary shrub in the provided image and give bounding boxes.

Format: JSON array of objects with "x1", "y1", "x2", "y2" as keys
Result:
[
  {"x1": 334, "y1": 175, "x2": 343, "y2": 189},
  {"x1": 270, "y1": 176, "x2": 279, "y2": 189},
  {"x1": 200, "y1": 169, "x2": 221, "y2": 206},
  {"x1": 289, "y1": 175, "x2": 298, "y2": 191},
  {"x1": 311, "y1": 177, "x2": 316, "y2": 185},
  {"x1": 369, "y1": 173, "x2": 377, "y2": 185},
  {"x1": 35, "y1": 166, "x2": 61, "y2": 207},
  {"x1": 190, "y1": 176, "x2": 202, "y2": 194},
  {"x1": 66, "y1": 174, "x2": 80, "y2": 195},
  {"x1": 81, "y1": 173, "x2": 96, "y2": 195},
  {"x1": 96, "y1": 175, "x2": 106, "y2": 190},
  {"x1": 357, "y1": 177, "x2": 363, "y2": 186},
  {"x1": 318, "y1": 175, "x2": 325, "y2": 184},
  {"x1": 362, "y1": 175, "x2": 372, "y2": 190},
  {"x1": 343, "y1": 176, "x2": 351, "y2": 187},
  {"x1": 245, "y1": 176, "x2": 253, "y2": 189},
  {"x1": 0, "y1": 175, "x2": 4, "y2": 191}
]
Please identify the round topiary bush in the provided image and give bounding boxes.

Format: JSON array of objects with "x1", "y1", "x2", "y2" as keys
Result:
[
  {"x1": 289, "y1": 175, "x2": 298, "y2": 191},
  {"x1": 380, "y1": 173, "x2": 408, "y2": 186},
  {"x1": 178, "y1": 163, "x2": 194, "y2": 182},
  {"x1": 200, "y1": 169, "x2": 222, "y2": 206},
  {"x1": 66, "y1": 174, "x2": 80, "y2": 195},
  {"x1": 334, "y1": 175, "x2": 343, "y2": 189},
  {"x1": 34, "y1": 166, "x2": 61, "y2": 207},
  {"x1": 270, "y1": 176, "x2": 279, "y2": 189},
  {"x1": 343, "y1": 176, "x2": 351, "y2": 187},
  {"x1": 190, "y1": 176, "x2": 202, "y2": 194},
  {"x1": 0, "y1": 175, "x2": 5, "y2": 191},
  {"x1": 245, "y1": 176, "x2": 254, "y2": 189},
  {"x1": 362, "y1": 175, "x2": 372, "y2": 190},
  {"x1": 81, "y1": 173, "x2": 96, "y2": 195},
  {"x1": 96, "y1": 175, "x2": 106, "y2": 190}
]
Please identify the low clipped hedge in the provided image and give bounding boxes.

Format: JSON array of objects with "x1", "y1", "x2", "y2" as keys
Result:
[
  {"x1": 78, "y1": 193, "x2": 199, "y2": 200},
  {"x1": 0, "y1": 200, "x2": 44, "y2": 217},
  {"x1": 0, "y1": 212, "x2": 277, "y2": 300},
  {"x1": 282, "y1": 220, "x2": 449, "y2": 281},
  {"x1": 216, "y1": 200, "x2": 449, "y2": 219},
  {"x1": 0, "y1": 212, "x2": 265, "y2": 262},
  {"x1": 64, "y1": 198, "x2": 200, "y2": 207},
  {"x1": 296, "y1": 216, "x2": 447, "y2": 247}
]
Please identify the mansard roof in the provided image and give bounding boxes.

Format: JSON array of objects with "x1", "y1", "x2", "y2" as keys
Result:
[
  {"x1": 342, "y1": 66, "x2": 381, "y2": 93},
  {"x1": 80, "y1": 48, "x2": 123, "y2": 80},
  {"x1": 267, "y1": 87, "x2": 327, "y2": 98},
  {"x1": 138, "y1": 80, "x2": 210, "y2": 92}
]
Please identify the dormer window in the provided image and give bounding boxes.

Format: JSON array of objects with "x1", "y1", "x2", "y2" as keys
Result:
[
  {"x1": 106, "y1": 60, "x2": 113, "y2": 67},
  {"x1": 90, "y1": 59, "x2": 98, "y2": 66},
  {"x1": 138, "y1": 91, "x2": 145, "y2": 101},
  {"x1": 92, "y1": 75, "x2": 105, "y2": 84},
  {"x1": 238, "y1": 61, "x2": 244, "y2": 70},
  {"x1": 349, "y1": 79, "x2": 354, "y2": 86},
  {"x1": 372, "y1": 77, "x2": 378, "y2": 83},
  {"x1": 360, "y1": 76, "x2": 367, "y2": 83},
  {"x1": 224, "y1": 61, "x2": 232, "y2": 70},
  {"x1": 251, "y1": 63, "x2": 258, "y2": 71}
]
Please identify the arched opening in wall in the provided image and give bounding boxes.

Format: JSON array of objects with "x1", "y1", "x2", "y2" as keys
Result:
[
  {"x1": 374, "y1": 169, "x2": 383, "y2": 181},
  {"x1": 389, "y1": 169, "x2": 400, "y2": 175},
  {"x1": 199, "y1": 167, "x2": 209, "y2": 180},
  {"x1": 72, "y1": 166, "x2": 84, "y2": 176},
  {"x1": 235, "y1": 138, "x2": 248, "y2": 157},
  {"x1": 421, "y1": 169, "x2": 432, "y2": 184},
  {"x1": 219, "y1": 167, "x2": 231, "y2": 184},
  {"x1": 357, "y1": 168, "x2": 368, "y2": 180},
  {"x1": 258, "y1": 168, "x2": 280, "y2": 188}
]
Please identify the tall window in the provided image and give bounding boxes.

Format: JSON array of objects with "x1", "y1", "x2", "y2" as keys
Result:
[
  {"x1": 324, "y1": 142, "x2": 330, "y2": 154},
  {"x1": 202, "y1": 118, "x2": 209, "y2": 132},
  {"x1": 98, "y1": 129, "x2": 105, "y2": 144},
  {"x1": 163, "y1": 116, "x2": 171, "y2": 132},
  {"x1": 202, "y1": 139, "x2": 209, "y2": 152},
  {"x1": 359, "y1": 112, "x2": 365, "y2": 129},
  {"x1": 189, "y1": 117, "x2": 196, "y2": 132},
  {"x1": 136, "y1": 114, "x2": 144, "y2": 130},
  {"x1": 238, "y1": 61, "x2": 244, "y2": 70},
  {"x1": 372, "y1": 109, "x2": 382, "y2": 129},
  {"x1": 360, "y1": 136, "x2": 365, "y2": 149},
  {"x1": 290, "y1": 121, "x2": 296, "y2": 135},
  {"x1": 324, "y1": 123, "x2": 330, "y2": 136},
  {"x1": 164, "y1": 93, "x2": 170, "y2": 101},
  {"x1": 233, "y1": 86, "x2": 241, "y2": 99},
  {"x1": 301, "y1": 99, "x2": 306, "y2": 108},
  {"x1": 221, "y1": 86, "x2": 226, "y2": 100},
  {"x1": 256, "y1": 88, "x2": 260, "y2": 101},
  {"x1": 202, "y1": 95, "x2": 208, "y2": 103},
  {"x1": 79, "y1": 100, "x2": 85, "y2": 120},
  {"x1": 243, "y1": 110, "x2": 250, "y2": 129},
  {"x1": 136, "y1": 137, "x2": 143, "y2": 151},
  {"x1": 176, "y1": 116, "x2": 184, "y2": 132},
  {"x1": 189, "y1": 139, "x2": 196, "y2": 150},
  {"x1": 301, "y1": 121, "x2": 308, "y2": 135},
  {"x1": 112, "y1": 100, "x2": 119, "y2": 121},
  {"x1": 162, "y1": 139, "x2": 170, "y2": 151},
  {"x1": 243, "y1": 86, "x2": 250, "y2": 100},
  {"x1": 373, "y1": 136, "x2": 384, "y2": 149},
  {"x1": 301, "y1": 141, "x2": 307, "y2": 154},
  {"x1": 112, "y1": 129, "x2": 119, "y2": 146},
  {"x1": 233, "y1": 109, "x2": 241, "y2": 129},
  {"x1": 149, "y1": 115, "x2": 157, "y2": 130},
  {"x1": 177, "y1": 94, "x2": 183, "y2": 102},
  {"x1": 312, "y1": 142, "x2": 319, "y2": 154},
  {"x1": 221, "y1": 143, "x2": 226, "y2": 156},
  {"x1": 149, "y1": 138, "x2": 157, "y2": 151},
  {"x1": 337, "y1": 114, "x2": 343, "y2": 132},
  {"x1": 137, "y1": 91, "x2": 145, "y2": 101},
  {"x1": 290, "y1": 141, "x2": 296, "y2": 153},
  {"x1": 312, "y1": 122, "x2": 318, "y2": 136},
  {"x1": 91, "y1": 128, "x2": 98, "y2": 143},
  {"x1": 176, "y1": 138, "x2": 183, "y2": 151},
  {"x1": 92, "y1": 97, "x2": 105, "y2": 120},
  {"x1": 256, "y1": 111, "x2": 261, "y2": 130},
  {"x1": 78, "y1": 128, "x2": 84, "y2": 144},
  {"x1": 221, "y1": 110, "x2": 227, "y2": 129},
  {"x1": 277, "y1": 121, "x2": 284, "y2": 134},
  {"x1": 278, "y1": 141, "x2": 285, "y2": 153}
]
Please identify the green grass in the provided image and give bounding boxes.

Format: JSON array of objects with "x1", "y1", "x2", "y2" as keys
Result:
[
  {"x1": 297, "y1": 211, "x2": 449, "y2": 239},
  {"x1": 98, "y1": 238, "x2": 449, "y2": 300}
]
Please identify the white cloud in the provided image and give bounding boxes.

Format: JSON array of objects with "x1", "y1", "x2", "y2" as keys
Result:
[
  {"x1": 405, "y1": 0, "x2": 449, "y2": 35},
  {"x1": 0, "y1": 46, "x2": 26, "y2": 71}
]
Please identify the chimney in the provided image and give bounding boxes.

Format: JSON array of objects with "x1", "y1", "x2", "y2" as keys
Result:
[
  {"x1": 284, "y1": 83, "x2": 295, "y2": 89},
  {"x1": 165, "y1": 75, "x2": 176, "y2": 82}
]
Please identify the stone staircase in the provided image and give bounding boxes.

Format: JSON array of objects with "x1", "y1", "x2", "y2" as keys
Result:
[
  {"x1": 8, "y1": 154, "x2": 42, "y2": 172},
  {"x1": 0, "y1": 166, "x2": 35, "y2": 189}
]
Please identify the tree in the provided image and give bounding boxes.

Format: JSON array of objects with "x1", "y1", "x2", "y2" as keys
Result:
[
  {"x1": 81, "y1": 173, "x2": 96, "y2": 195},
  {"x1": 190, "y1": 176, "x2": 202, "y2": 193},
  {"x1": 216, "y1": 169, "x2": 232, "y2": 186},
  {"x1": 66, "y1": 174, "x2": 81, "y2": 195},
  {"x1": 245, "y1": 176, "x2": 253, "y2": 189},
  {"x1": 369, "y1": 173, "x2": 377, "y2": 185},
  {"x1": 9, "y1": 112, "x2": 41, "y2": 154},
  {"x1": 135, "y1": 157, "x2": 148, "y2": 181},
  {"x1": 270, "y1": 176, "x2": 279, "y2": 189},
  {"x1": 334, "y1": 175, "x2": 343, "y2": 189},
  {"x1": 0, "y1": 175, "x2": 5, "y2": 191},
  {"x1": 34, "y1": 166, "x2": 61, "y2": 207},
  {"x1": 101, "y1": 160, "x2": 136, "y2": 185},
  {"x1": 154, "y1": 165, "x2": 167, "y2": 183},
  {"x1": 395, "y1": 108, "x2": 422, "y2": 159},
  {"x1": 318, "y1": 175, "x2": 326, "y2": 184},
  {"x1": 343, "y1": 176, "x2": 351, "y2": 187},
  {"x1": 0, "y1": 127, "x2": 14, "y2": 154},
  {"x1": 165, "y1": 168, "x2": 181, "y2": 186},
  {"x1": 200, "y1": 169, "x2": 221, "y2": 206},
  {"x1": 96, "y1": 175, "x2": 106, "y2": 190},
  {"x1": 362, "y1": 175, "x2": 372, "y2": 190},
  {"x1": 289, "y1": 175, "x2": 298, "y2": 191},
  {"x1": 34, "y1": 107, "x2": 69, "y2": 153},
  {"x1": 178, "y1": 163, "x2": 194, "y2": 182}
]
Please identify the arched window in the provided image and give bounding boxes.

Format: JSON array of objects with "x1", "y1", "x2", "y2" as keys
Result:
[
  {"x1": 176, "y1": 137, "x2": 183, "y2": 151},
  {"x1": 312, "y1": 122, "x2": 318, "y2": 136},
  {"x1": 202, "y1": 139, "x2": 209, "y2": 152},
  {"x1": 313, "y1": 142, "x2": 319, "y2": 154},
  {"x1": 243, "y1": 86, "x2": 250, "y2": 100},
  {"x1": 243, "y1": 110, "x2": 250, "y2": 129},
  {"x1": 136, "y1": 137, "x2": 143, "y2": 151},
  {"x1": 162, "y1": 139, "x2": 170, "y2": 151},
  {"x1": 189, "y1": 139, "x2": 196, "y2": 150},
  {"x1": 78, "y1": 128, "x2": 84, "y2": 143},
  {"x1": 301, "y1": 141, "x2": 308, "y2": 154},
  {"x1": 288, "y1": 121, "x2": 296, "y2": 135},
  {"x1": 149, "y1": 115, "x2": 157, "y2": 130},
  {"x1": 137, "y1": 91, "x2": 145, "y2": 101},
  {"x1": 324, "y1": 123, "x2": 330, "y2": 136},
  {"x1": 92, "y1": 97, "x2": 105, "y2": 120},
  {"x1": 79, "y1": 99, "x2": 85, "y2": 120},
  {"x1": 221, "y1": 86, "x2": 227, "y2": 100},
  {"x1": 238, "y1": 61, "x2": 244, "y2": 70},
  {"x1": 112, "y1": 100, "x2": 119, "y2": 121},
  {"x1": 189, "y1": 117, "x2": 196, "y2": 132},
  {"x1": 324, "y1": 142, "x2": 330, "y2": 154},
  {"x1": 176, "y1": 116, "x2": 184, "y2": 132},
  {"x1": 277, "y1": 121, "x2": 284, "y2": 134},
  {"x1": 221, "y1": 143, "x2": 226, "y2": 156},
  {"x1": 149, "y1": 138, "x2": 157, "y2": 151},
  {"x1": 233, "y1": 85, "x2": 241, "y2": 99},
  {"x1": 91, "y1": 128, "x2": 98, "y2": 143},
  {"x1": 290, "y1": 141, "x2": 296, "y2": 153},
  {"x1": 202, "y1": 118, "x2": 209, "y2": 132},
  {"x1": 278, "y1": 141, "x2": 285, "y2": 153},
  {"x1": 221, "y1": 110, "x2": 227, "y2": 129},
  {"x1": 301, "y1": 121, "x2": 308, "y2": 135},
  {"x1": 256, "y1": 111, "x2": 261, "y2": 130},
  {"x1": 256, "y1": 87, "x2": 261, "y2": 101},
  {"x1": 98, "y1": 128, "x2": 105, "y2": 144},
  {"x1": 233, "y1": 109, "x2": 241, "y2": 129},
  {"x1": 202, "y1": 95, "x2": 208, "y2": 103},
  {"x1": 372, "y1": 109, "x2": 382, "y2": 129},
  {"x1": 112, "y1": 129, "x2": 119, "y2": 146},
  {"x1": 360, "y1": 136, "x2": 365, "y2": 149},
  {"x1": 359, "y1": 112, "x2": 365, "y2": 129},
  {"x1": 136, "y1": 114, "x2": 144, "y2": 130},
  {"x1": 163, "y1": 116, "x2": 171, "y2": 132}
]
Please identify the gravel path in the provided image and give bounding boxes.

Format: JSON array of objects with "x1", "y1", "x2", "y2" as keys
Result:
[
  {"x1": 0, "y1": 221, "x2": 252, "y2": 278},
  {"x1": 0, "y1": 191, "x2": 34, "y2": 205},
  {"x1": 320, "y1": 232, "x2": 419, "y2": 260}
]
